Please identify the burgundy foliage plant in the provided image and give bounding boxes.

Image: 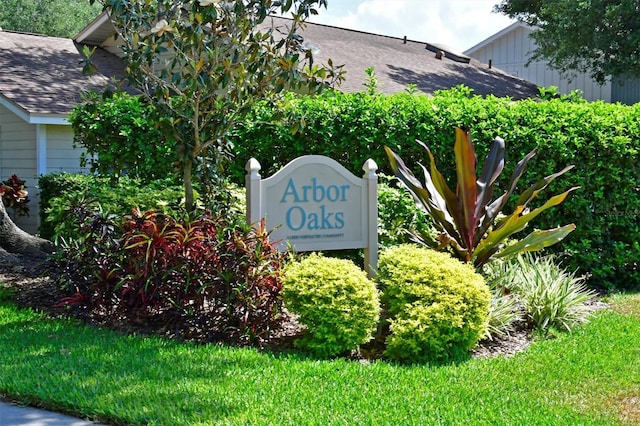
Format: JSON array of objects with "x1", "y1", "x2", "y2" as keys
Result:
[{"x1": 53, "y1": 207, "x2": 285, "y2": 346}]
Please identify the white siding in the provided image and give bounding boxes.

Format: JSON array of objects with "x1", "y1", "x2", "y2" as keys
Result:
[
  {"x1": 0, "y1": 103, "x2": 38, "y2": 232},
  {"x1": 468, "y1": 24, "x2": 612, "y2": 102},
  {"x1": 0, "y1": 106, "x2": 87, "y2": 233},
  {"x1": 46, "y1": 125, "x2": 87, "y2": 173}
]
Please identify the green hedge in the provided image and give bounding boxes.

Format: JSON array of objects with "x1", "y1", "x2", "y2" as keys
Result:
[
  {"x1": 229, "y1": 88, "x2": 640, "y2": 291},
  {"x1": 68, "y1": 92, "x2": 179, "y2": 183},
  {"x1": 38, "y1": 173, "x2": 186, "y2": 241}
]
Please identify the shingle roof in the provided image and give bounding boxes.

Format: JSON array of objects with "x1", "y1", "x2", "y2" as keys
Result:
[
  {"x1": 278, "y1": 17, "x2": 539, "y2": 99},
  {"x1": 76, "y1": 12, "x2": 539, "y2": 100},
  {"x1": 0, "y1": 30, "x2": 127, "y2": 117},
  {"x1": 0, "y1": 15, "x2": 539, "y2": 120}
]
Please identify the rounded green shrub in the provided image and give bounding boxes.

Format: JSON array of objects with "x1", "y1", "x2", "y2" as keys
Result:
[
  {"x1": 378, "y1": 244, "x2": 490, "y2": 363},
  {"x1": 282, "y1": 253, "x2": 381, "y2": 358}
]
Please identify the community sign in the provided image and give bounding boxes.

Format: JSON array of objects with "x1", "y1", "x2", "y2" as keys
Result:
[{"x1": 245, "y1": 155, "x2": 378, "y2": 276}]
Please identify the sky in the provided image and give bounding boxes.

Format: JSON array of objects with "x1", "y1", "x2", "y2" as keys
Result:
[{"x1": 306, "y1": 0, "x2": 516, "y2": 53}]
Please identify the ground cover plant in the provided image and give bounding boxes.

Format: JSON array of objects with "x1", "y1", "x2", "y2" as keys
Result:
[{"x1": 0, "y1": 286, "x2": 638, "y2": 425}]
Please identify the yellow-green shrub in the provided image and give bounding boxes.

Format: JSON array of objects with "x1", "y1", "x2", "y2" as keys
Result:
[
  {"x1": 378, "y1": 245, "x2": 490, "y2": 363},
  {"x1": 282, "y1": 254, "x2": 381, "y2": 358}
]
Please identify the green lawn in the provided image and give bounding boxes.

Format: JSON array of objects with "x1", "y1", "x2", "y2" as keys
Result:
[{"x1": 1, "y1": 292, "x2": 639, "y2": 425}]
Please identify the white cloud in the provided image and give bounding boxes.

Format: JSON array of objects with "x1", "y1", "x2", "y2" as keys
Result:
[{"x1": 308, "y1": 0, "x2": 515, "y2": 51}]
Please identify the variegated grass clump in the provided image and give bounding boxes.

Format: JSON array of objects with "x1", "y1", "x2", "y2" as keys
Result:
[{"x1": 484, "y1": 253, "x2": 596, "y2": 335}]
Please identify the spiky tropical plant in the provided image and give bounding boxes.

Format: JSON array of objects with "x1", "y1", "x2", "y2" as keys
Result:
[{"x1": 385, "y1": 127, "x2": 578, "y2": 267}]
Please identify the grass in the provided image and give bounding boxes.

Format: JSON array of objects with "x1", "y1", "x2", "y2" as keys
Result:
[{"x1": 0, "y1": 291, "x2": 639, "y2": 425}]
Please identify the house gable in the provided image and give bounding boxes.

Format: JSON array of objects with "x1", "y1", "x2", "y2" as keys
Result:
[
  {"x1": 465, "y1": 21, "x2": 619, "y2": 103},
  {"x1": 0, "y1": 29, "x2": 128, "y2": 123}
]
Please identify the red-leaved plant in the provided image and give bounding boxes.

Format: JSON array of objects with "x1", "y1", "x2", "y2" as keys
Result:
[
  {"x1": 53, "y1": 206, "x2": 285, "y2": 346},
  {"x1": 0, "y1": 174, "x2": 30, "y2": 216}
]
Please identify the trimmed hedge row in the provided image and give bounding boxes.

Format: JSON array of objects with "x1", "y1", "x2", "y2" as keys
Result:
[
  {"x1": 68, "y1": 92, "x2": 179, "y2": 183},
  {"x1": 229, "y1": 88, "x2": 640, "y2": 291},
  {"x1": 38, "y1": 173, "x2": 186, "y2": 241}
]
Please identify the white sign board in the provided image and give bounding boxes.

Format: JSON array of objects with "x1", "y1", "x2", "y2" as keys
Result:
[{"x1": 246, "y1": 155, "x2": 378, "y2": 277}]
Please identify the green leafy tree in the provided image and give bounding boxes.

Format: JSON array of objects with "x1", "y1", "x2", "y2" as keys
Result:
[
  {"x1": 91, "y1": 0, "x2": 344, "y2": 212},
  {"x1": 69, "y1": 91, "x2": 178, "y2": 184},
  {"x1": 494, "y1": 0, "x2": 640, "y2": 84},
  {"x1": 0, "y1": 0, "x2": 101, "y2": 38}
]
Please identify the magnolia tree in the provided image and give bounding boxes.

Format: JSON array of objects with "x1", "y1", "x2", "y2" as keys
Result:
[{"x1": 90, "y1": 0, "x2": 344, "y2": 211}]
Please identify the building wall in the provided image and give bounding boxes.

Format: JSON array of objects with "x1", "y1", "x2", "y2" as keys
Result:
[
  {"x1": 467, "y1": 25, "x2": 613, "y2": 102},
  {"x1": 1, "y1": 105, "x2": 87, "y2": 234},
  {"x1": 46, "y1": 125, "x2": 85, "y2": 173},
  {"x1": 0, "y1": 103, "x2": 38, "y2": 232},
  {"x1": 33, "y1": 124, "x2": 88, "y2": 235},
  {"x1": 0, "y1": 104, "x2": 37, "y2": 180},
  {"x1": 612, "y1": 75, "x2": 640, "y2": 105}
]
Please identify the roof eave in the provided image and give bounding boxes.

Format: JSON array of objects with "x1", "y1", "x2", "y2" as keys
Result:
[
  {"x1": 74, "y1": 10, "x2": 112, "y2": 45},
  {"x1": 464, "y1": 21, "x2": 535, "y2": 55},
  {"x1": 0, "y1": 95, "x2": 69, "y2": 125}
]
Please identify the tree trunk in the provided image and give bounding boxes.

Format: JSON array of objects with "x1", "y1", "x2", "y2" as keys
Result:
[
  {"x1": 184, "y1": 157, "x2": 194, "y2": 213},
  {"x1": 0, "y1": 201, "x2": 52, "y2": 255}
]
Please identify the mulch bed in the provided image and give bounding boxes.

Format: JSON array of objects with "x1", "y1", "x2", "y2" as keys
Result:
[
  {"x1": 0, "y1": 248, "x2": 546, "y2": 360},
  {"x1": 0, "y1": 249, "x2": 67, "y2": 318}
]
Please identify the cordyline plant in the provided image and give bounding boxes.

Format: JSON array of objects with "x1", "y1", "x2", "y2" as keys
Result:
[
  {"x1": 53, "y1": 206, "x2": 286, "y2": 346},
  {"x1": 89, "y1": 0, "x2": 345, "y2": 212},
  {"x1": 385, "y1": 128, "x2": 579, "y2": 267}
]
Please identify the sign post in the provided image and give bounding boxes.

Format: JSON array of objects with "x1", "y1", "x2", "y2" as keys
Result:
[{"x1": 246, "y1": 156, "x2": 378, "y2": 277}]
